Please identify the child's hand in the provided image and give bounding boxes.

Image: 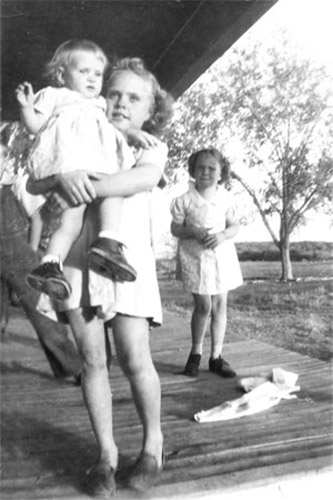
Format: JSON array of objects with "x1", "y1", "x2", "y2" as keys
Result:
[
  {"x1": 15, "y1": 82, "x2": 34, "y2": 108},
  {"x1": 190, "y1": 225, "x2": 209, "y2": 242},
  {"x1": 202, "y1": 231, "x2": 227, "y2": 249},
  {"x1": 126, "y1": 129, "x2": 159, "y2": 149},
  {"x1": 56, "y1": 171, "x2": 98, "y2": 205}
]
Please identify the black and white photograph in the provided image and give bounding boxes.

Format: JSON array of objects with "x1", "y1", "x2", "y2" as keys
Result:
[{"x1": 1, "y1": 1, "x2": 332, "y2": 499}]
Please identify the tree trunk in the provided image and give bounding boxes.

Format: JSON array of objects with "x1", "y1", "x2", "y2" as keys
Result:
[{"x1": 279, "y1": 238, "x2": 294, "y2": 281}]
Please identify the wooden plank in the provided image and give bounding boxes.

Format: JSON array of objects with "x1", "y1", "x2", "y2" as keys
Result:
[{"x1": 1, "y1": 308, "x2": 332, "y2": 500}]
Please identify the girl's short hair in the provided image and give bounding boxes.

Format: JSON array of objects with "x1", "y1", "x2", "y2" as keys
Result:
[
  {"x1": 106, "y1": 58, "x2": 174, "y2": 136},
  {"x1": 44, "y1": 39, "x2": 108, "y2": 86},
  {"x1": 188, "y1": 148, "x2": 231, "y2": 185}
]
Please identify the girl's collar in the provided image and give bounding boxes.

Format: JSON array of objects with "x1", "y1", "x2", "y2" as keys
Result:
[{"x1": 189, "y1": 179, "x2": 223, "y2": 205}]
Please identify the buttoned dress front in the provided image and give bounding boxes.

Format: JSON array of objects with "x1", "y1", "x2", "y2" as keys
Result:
[{"x1": 171, "y1": 181, "x2": 243, "y2": 295}]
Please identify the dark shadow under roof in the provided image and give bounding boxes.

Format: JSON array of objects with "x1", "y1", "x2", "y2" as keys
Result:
[{"x1": 1, "y1": 0, "x2": 278, "y2": 120}]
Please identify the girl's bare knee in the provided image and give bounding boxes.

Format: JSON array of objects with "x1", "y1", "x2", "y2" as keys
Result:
[
  {"x1": 81, "y1": 347, "x2": 107, "y2": 372},
  {"x1": 211, "y1": 294, "x2": 227, "y2": 315},
  {"x1": 119, "y1": 353, "x2": 142, "y2": 378},
  {"x1": 193, "y1": 294, "x2": 212, "y2": 316}
]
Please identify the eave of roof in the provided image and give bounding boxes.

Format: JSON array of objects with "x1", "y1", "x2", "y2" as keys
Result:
[{"x1": 1, "y1": 0, "x2": 278, "y2": 120}]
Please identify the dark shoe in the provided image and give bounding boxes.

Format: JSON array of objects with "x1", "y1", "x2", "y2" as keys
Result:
[
  {"x1": 184, "y1": 353, "x2": 201, "y2": 377},
  {"x1": 209, "y1": 356, "x2": 237, "y2": 378},
  {"x1": 84, "y1": 462, "x2": 116, "y2": 498},
  {"x1": 89, "y1": 237, "x2": 137, "y2": 282},
  {"x1": 26, "y1": 261, "x2": 72, "y2": 300},
  {"x1": 128, "y1": 450, "x2": 164, "y2": 493}
]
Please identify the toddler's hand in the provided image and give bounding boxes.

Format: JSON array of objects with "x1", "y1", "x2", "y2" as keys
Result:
[
  {"x1": 15, "y1": 82, "x2": 34, "y2": 108},
  {"x1": 126, "y1": 129, "x2": 159, "y2": 149}
]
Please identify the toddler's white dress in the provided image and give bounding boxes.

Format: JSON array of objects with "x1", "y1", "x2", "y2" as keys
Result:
[
  {"x1": 170, "y1": 181, "x2": 243, "y2": 294},
  {"x1": 37, "y1": 142, "x2": 168, "y2": 326},
  {"x1": 28, "y1": 87, "x2": 131, "y2": 182}
]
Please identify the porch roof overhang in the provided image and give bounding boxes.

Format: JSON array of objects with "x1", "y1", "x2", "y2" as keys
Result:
[{"x1": 1, "y1": 0, "x2": 278, "y2": 120}]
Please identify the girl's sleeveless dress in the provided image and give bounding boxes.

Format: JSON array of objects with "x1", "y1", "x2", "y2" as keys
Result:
[
  {"x1": 28, "y1": 87, "x2": 131, "y2": 180},
  {"x1": 170, "y1": 181, "x2": 243, "y2": 294},
  {"x1": 37, "y1": 141, "x2": 168, "y2": 327}
]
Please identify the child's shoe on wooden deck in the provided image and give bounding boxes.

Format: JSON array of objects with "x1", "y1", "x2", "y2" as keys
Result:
[
  {"x1": 184, "y1": 353, "x2": 201, "y2": 377},
  {"x1": 209, "y1": 356, "x2": 236, "y2": 378}
]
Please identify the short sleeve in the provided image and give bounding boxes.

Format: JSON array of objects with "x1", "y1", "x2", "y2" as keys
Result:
[
  {"x1": 33, "y1": 86, "x2": 58, "y2": 118},
  {"x1": 170, "y1": 195, "x2": 187, "y2": 225},
  {"x1": 223, "y1": 189, "x2": 241, "y2": 221},
  {"x1": 135, "y1": 140, "x2": 168, "y2": 174},
  {"x1": 114, "y1": 129, "x2": 136, "y2": 171}
]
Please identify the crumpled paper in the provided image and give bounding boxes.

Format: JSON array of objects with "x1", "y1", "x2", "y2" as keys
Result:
[{"x1": 194, "y1": 368, "x2": 300, "y2": 423}]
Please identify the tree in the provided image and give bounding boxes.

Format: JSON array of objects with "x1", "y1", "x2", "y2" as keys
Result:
[{"x1": 165, "y1": 27, "x2": 333, "y2": 281}]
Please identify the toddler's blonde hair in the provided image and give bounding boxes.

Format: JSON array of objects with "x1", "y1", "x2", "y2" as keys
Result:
[{"x1": 44, "y1": 39, "x2": 108, "y2": 87}]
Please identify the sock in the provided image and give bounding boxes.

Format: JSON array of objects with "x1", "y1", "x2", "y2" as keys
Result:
[
  {"x1": 41, "y1": 255, "x2": 62, "y2": 267},
  {"x1": 211, "y1": 345, "x2": 223, "y2": 359},
  {"x1": 98, "y1": 230, "x2": 123, "y2": 244}
]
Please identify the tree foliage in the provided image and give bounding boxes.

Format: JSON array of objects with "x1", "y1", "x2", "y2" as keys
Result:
[{"x1": 165, "y1": 26, "x2": 333, "y2": 280}]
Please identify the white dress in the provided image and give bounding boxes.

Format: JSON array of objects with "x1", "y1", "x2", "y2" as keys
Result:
[
  {"x1": 38, "y1": 141, "x2": 168, "y2": 326},
  {"x1": 28, "y1": 87, "x2": 132, "y2": 180},
  {"x1": 170, "y1": 181, "x2": 243, "y2": 294}
]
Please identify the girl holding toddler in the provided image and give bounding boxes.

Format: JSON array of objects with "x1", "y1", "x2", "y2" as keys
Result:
[{"x1": 26, "y1": 56, "x2": 173, "y2": 496}]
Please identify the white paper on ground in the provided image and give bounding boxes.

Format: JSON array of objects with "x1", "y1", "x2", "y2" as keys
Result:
[{"x1": 194, "y1": 368, "x2": 300, "y2": 423}]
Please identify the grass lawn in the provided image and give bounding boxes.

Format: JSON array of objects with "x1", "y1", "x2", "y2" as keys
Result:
[{"x1": 158, "y1": 260, "x2": 333, "y2": 362}]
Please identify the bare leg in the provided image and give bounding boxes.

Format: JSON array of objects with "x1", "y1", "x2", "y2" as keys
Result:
[
  {"x1": 190, "y1": 293, "x2": 212, "y2": 354},
  {"x1": 89, "y1": 198, "x2": 137, "y2": 282},
  {"x1": 47, "y1": 205, "x2": 86, "y2": 262},
  {"x1": 208, "y1": 292, "x2": 235, "y2": 377},
  {"x1": 111, "y1": 314, "x2": 163, "y2": 465},
  {"x1": 29, "y1": 210, "x2": 43, "y2": 251},
  {"x1": 67, "y1": 307, "x2": 118, "y2": 468},
  {"x1": 99, "y1": 197, "x2": 124, "y2": 237},
  {"x1": 210, "y1": 293, "x2": 228, "y2": 358}
]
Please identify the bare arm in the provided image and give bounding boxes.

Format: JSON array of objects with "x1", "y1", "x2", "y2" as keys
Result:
[
  {"x1": 26, "y1": 175, "x2": 59, "y2": 195},
  {"x1": 27, "y1": 135, "x2": 166, "y2": 208},
  {"x1": 27, "y1": 162, "x2": 162, "y2": 208},
  {"x1": 15, "y1": 82, "x2": 46, "y2": 134},
  {"x1": 171, "y1": 207, "x2": 239, "y2": 249},
  {"x1": 171, "y1": 220, "x2": 207, "y2": 240},
  {"x1": 91, "y1": 141, "x2": 168, "y2": 197},
  {"x1": 26, "y1": 171, "x2": 99, "y2": 205},
  {"x1": 92, "y1": 163, "x2": 162, "y2": 198}
]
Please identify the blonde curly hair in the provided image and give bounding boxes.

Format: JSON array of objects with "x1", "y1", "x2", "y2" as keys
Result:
[
  {"x1": 44, "y1": 39, "x2": 108, "y2": 87},
  {"x1": 106, "y1": 58, "x2": 174, "y2": 136}
]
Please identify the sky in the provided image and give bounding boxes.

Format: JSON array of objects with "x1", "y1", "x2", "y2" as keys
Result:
[{"x1": 261, "y1": 0, "x2": 333, "y2": 69}]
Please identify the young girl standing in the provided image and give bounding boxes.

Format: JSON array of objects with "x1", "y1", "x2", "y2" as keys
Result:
[
  {"x1": 15, "y1": 39, "x2": 138, "y2": 301},
  {"x1": 171, "y1": 148, "x2": 243, "y2": 378}
]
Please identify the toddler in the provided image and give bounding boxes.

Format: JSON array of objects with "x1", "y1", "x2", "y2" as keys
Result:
[{"x1": 16, "y1": 39, "x2": 137, "y2": 300}]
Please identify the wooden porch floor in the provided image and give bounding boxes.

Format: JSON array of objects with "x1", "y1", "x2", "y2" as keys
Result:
[{"x1": 1, "y1": 303, "x2": 332, "y2": 500}]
